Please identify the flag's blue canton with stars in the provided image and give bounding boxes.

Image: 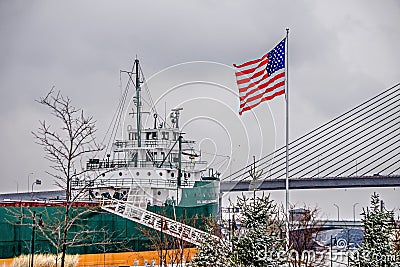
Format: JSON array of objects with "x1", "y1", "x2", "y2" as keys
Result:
[{"x1": 266, "y1": 39, "x2": 285, "y2": 76}]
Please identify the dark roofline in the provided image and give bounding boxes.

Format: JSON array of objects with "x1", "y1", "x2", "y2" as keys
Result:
[{"x1": 0, "y1": 190, "x2": 66, "y2": 201}]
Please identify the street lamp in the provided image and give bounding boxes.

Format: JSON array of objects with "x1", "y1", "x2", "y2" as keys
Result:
[
  {"x1": 31, "y1": 179, "x2": 42, "y2": 193},
  {"x1": 333, "y1": 204, "x2": 340, "y2": 221},
  {"x1": 14, "y1": 181, "x2": 19, "y2": 194},
  {"x1": 353, "y1": 202, "x2": 359, "y2": 224},
  {"x1": 30, "y1": 211, "x2": 36, "y2": 267},
  {"x1": 27, "y1": 172, "x2": 34, "y2": 192},
  {"x1": 29, "y1": 212, "x2": 43, "y2": 267},
  {"x1": 330, "y1": 235, "x2": 337, "y2": 267}
]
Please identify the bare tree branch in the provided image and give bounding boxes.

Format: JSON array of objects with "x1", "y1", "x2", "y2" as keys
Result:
[{"x1": 30, "y1": 89, "x2": 105, "y2": 267}]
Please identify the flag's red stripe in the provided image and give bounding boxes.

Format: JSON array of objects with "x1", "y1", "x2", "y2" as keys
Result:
[
  {"x1": 257, "y1": 75, "x2": 284, "y2": 90},
  {"x1": 239, "y1": 90, "x2": 285, "y2": 115},
  {"x1": 239, "y1": 75, "x2": 276, "y2": 100},
  {"x1": 239, "y1": 71, "x2": 284, "y2": 95},
  {"x1": 235, "y1": 58, "x2": 268, "y2": 76},
  {"x1": 236, "y1": 68, "x2": 266, "y2": 85},
  {"x1": 233, "y1": 53, "x2": 268, "y2": 69},
  {"x1": 236, "y1": 76, "x2": 251, "y2": 85},
  {"x1": 239, "y1": 72, "x2": 285, "y2": 97},
  {"x1": 240, "y1": 82, "x2": 285, "y2": 108}
]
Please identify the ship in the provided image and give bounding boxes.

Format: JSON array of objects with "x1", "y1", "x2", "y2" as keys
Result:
[{"x1": 0, "y1": 59, "x2": 220, "y2": 266}]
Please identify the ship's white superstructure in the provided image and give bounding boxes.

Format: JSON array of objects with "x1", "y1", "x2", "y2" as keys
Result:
[{"x1": 71, "y1": 59, "x2": 219, "y2": 207}]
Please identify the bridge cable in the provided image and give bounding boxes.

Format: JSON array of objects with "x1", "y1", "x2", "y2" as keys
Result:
[
  {"x1": 268, "y1": 101, "x2": 399, "y2": 179},
  {"x1": 223, "y1": 83, "x2": 400, "y2": 181},
  {"x1": 232, "y1": 90, "x2": 399, "y2": 180}
]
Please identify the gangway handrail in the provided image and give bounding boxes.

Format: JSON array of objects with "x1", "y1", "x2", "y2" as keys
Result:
[{"x1": 101, "y1": 198, "x2": 217, "y2": 246}]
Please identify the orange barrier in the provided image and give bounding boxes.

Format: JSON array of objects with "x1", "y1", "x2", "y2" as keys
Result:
[
  {"x1": 0, "y1": 248, "x2": 198, "y2": 266},
  {"x1": 0, "y1": 258, "x2": 13, "y2": 266},
  {"x1": 77, "y1": 248, "x2": 197, "y2": 266}
]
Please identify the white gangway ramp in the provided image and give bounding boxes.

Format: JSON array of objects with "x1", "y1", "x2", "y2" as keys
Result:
[{"x1": 101, "y1": 185, "x2": 213, "y2": 246}]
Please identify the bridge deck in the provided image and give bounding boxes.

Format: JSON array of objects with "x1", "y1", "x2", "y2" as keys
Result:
[{"x1": 220, "y1": 175, "x2": 400, "y2": 192}]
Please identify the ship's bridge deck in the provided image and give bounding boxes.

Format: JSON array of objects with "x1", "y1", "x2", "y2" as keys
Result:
[{"x1": 86, "y1": 158, "x2": 207, "y2": 170}]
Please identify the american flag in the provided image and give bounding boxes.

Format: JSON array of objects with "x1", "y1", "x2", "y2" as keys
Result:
[{"x1": 234, "y1": 38, "x2": 286, "y2": 115}]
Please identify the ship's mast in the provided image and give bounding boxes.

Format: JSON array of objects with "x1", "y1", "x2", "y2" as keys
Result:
[
  {"x1": 178, "y1": 134, "x2": 182, "y2": 187},
  {"x1": 135, "y1": 59, "x2": 142, "y2": 147}
]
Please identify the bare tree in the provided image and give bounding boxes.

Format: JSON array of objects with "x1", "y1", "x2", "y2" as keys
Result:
[
  {"x1": 394, "y1": 221, "x2": 400, "y2": 254},
  {"x1": 288, "y1": 205, "x2": 326, "y2": 267},
  {"x1": 31, "y1": 89, "x2": 103, "y2": 267},
  {"x1": 140, "y1": 210, "x2": 198, "y2": 266},
  {"x1": 141, "y1": 227, "x2": 186, "y2": 266}
]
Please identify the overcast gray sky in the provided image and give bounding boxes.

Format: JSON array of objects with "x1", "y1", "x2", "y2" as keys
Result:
[{"x1": 0, "y1": 0, "x2": 399, "y2": 219}]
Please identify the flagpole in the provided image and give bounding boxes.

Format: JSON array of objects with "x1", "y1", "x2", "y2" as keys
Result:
[{"x1": 285, "y1": 28, "x2": 290, "y2": 250}]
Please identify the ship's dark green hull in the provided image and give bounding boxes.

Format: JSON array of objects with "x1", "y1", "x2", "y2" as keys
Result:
[
  {"x1": 0, "y1": 202, "x2": 218, "y2": 259},
  {"x1": 0, "y1": 180, "x2": 220, "y2": 259}
]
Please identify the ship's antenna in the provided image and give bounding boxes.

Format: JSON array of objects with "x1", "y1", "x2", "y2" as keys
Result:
[
  {"x1": 135, "y1": 58, "x2": 142, "y2": 147},
  {"x1": 140, "y1": 64, "x2": 159, "y2": 123},
  {"x1": 102, "y1": 64, "x2": 134, "y2": 156},
  {"x1": 164, "y1": 102, "x2": 167, "y2": 128},
  {"x1": 170, "y1": 108, "x2": 183, "y2": 128}
]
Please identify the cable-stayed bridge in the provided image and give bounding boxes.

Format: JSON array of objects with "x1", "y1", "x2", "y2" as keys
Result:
[{"x1": 221, "y1": 83, "x2": 400, "y2": 192}]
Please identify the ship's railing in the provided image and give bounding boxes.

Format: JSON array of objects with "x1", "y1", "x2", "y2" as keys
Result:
[
  {"x1": 71, "y1": 177, "x2": 195, "y2": 189},
  {"x1": 101, "y1": 198, "x2": 217, "y2": 246},
  {"x1": 113, "y1": 139, "x2": 175, "y2": 149},
  {"x1": 86, "y1": 159, "x2": 207, "y2": 170}
]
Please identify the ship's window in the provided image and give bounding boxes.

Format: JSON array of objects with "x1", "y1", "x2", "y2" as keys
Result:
[
  {"x1": 102, "y1": 173, "x2": 105, "y2": 177},
  {"x1": 136, "y1": 172, "x2": 140, "y2": 176},
  {"x1": 159, "y1": 172, "x2": 163, "y2": 176},
  {"x1": 173, "y1": 132, "x2": 178, "y2": 141},
  {"x1": 128, "y1": 132, "x2": 134, "y2": 140},
  {"x1": 146, "y1": 131, "x2": 158, "y2": 140},
  {"x1": 147, "y1": 171, "x2": 151, "y2": 176},
  {"x1": 188, "y1": 173, "x2": 191, "y2": 178},
  {"x1": 184, "y1": 173, "x2": 187, "y2": 178},
  {"x1": 171, "y1": 172, "x2": 175, "y2": 177},
  {"x1": 162, "y1": 132, "x2": 169, "y2": 140},
  {"x1": 119, "y1": 172, "x2": 122, "y2": 176},
  {"x1": 134, "y1": 133, "x2": 138, "y2": 140},
  {"x1": 146, "y1": 152, "x2": 157, "y2": 161},
  {"x1": 157, "y1": 191, "x2": 161, "y2": 195}
]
